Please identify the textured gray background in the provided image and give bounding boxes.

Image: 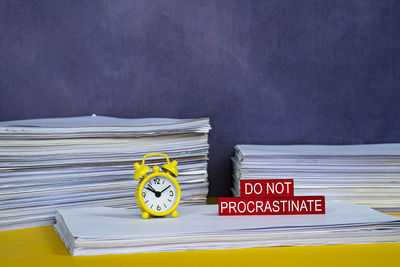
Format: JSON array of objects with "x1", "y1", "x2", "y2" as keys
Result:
[{"x1": 1, "y1": 0, "x2": 400, "y2": 196}]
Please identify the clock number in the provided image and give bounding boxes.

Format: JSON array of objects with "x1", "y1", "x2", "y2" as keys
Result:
[
  {"x1": 169, "y1": 190, "x2": 174, "y2": 197},
  {"x1": 154, "y1": 178, "x2": 160, "y2": 184},
  {"x1": 157, "y1": 205, "x2": 161, "y2": 211},
  {"x1": 142, "y1": 192, "x2": 146, "y2": 198}
]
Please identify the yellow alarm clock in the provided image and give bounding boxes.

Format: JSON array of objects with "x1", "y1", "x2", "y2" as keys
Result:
[{"x1": 133, "y1": 153, "x2": 181, "y2": 219}]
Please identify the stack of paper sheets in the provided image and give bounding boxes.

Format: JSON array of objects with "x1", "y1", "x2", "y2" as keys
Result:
[
  {"x1": 0, "y1": 115, "x2": 211, "y2": 231},
  {"x1": 54, "y1": 201, "x2": 400, "y2": 255},
  {"x1": 232, "y1": 144, "x2": 400, "y2": 212}
]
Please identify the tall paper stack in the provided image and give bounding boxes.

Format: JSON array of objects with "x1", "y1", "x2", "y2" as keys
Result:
[
  {"x1": 232, "y1": 144, "x2": 400, "y2": 213},
  {"x1": 0, "y1": 115, "x2": 211, "y2": 231}
]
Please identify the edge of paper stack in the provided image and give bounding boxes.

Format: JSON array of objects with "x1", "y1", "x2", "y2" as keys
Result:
[
  {"x1": 0, "y1": 115, "x2": 211, "y2": 231},
  {"x1": 232, "y1": 144, "x2": 400, "y2": 213},
  {"x1": 54, "y1": 201, "x2": 400, "y2": 256}
]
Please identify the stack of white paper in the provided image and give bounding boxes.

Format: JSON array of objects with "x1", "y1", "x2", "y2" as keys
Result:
[
  {"x1": 54, "y1": 201, "x2": 400, "y2": 255},
  {"x1": 232, "y1": 144, "x2": 400, "y2": 212},
  {"x1": 0, "y1": 115, "x2": 211, "y2": 231}
]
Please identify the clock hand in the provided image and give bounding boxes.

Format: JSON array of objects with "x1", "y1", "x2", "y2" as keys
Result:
[
  {"x1": 146, "y1": 184, "x2": 162, "y2": 198},
  {"x1": 148, "y1": 184, "x2": 157, "y2": 192},
  {"x1": 160, "y1": 185, "x2": 171, "y2": 194},
  {"x1": 145, "y1": 187, "x2": 157, "y2": 194}
]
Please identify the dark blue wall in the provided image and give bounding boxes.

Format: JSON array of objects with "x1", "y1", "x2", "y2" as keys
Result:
[{"x1": 1, "y1": 0, "x2": 400, "y2": 196}]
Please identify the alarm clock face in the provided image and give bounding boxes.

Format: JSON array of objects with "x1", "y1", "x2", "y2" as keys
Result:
[{"x1": 141, "y1": 176, "x2": 178, "y2": 213}]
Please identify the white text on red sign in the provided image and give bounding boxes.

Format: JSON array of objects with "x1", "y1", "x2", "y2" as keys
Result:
[{"x1": 240, "y1": 179, "x2": 294, "y2": 197}]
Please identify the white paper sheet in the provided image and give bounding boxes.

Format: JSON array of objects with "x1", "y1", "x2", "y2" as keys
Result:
[{"x1": 236, "y1": 144, "x2": 400, "y2": 156}]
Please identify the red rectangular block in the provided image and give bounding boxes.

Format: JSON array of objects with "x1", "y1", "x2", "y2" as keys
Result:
[
  {"x1": 219, "y1": 196, "x2": 325, "y2": 216},
  {"x1": 240, "y1": 179, "x2": 294, "y2": 197}
]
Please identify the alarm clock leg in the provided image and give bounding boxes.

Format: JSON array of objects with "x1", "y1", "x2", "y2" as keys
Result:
[
  {"x1": 171, "y1": 210, "x2": 178, "y2": 218},
  {"x1": 142, "y1": 211, "x2": 150, "y2": 219}
]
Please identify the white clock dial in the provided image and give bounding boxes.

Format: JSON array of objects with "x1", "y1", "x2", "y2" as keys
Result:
[{"x1": 141, "y1": 176, "x2": 178, "y2": 212}]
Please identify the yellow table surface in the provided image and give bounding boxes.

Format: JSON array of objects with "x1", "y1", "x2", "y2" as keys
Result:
[{"x1": 1, "y1": 219, "x2": 399, "y2": 267}]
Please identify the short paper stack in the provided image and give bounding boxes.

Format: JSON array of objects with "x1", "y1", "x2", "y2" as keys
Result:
[
  {"x1": 232, "y1": 144, "x2": 400, "y2": 212},
  {"x1": 54, "y1": 201, "x2": 400, "y2": 255}
]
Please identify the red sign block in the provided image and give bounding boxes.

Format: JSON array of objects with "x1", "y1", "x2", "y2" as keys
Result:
[
  {"x1": 240, "y1": 179, "x2": 294, "y2": 197},
  {"x1": 219, "y1": 196, "x2": 325, "y2": 216}
]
